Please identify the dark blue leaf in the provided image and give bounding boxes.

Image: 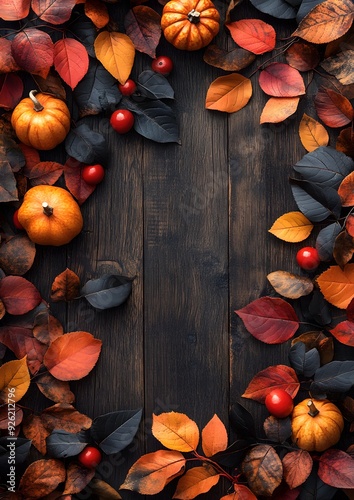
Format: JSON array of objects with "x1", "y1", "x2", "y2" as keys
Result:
[
  {"x1": 65, "y1": 123, "x2": 108, "y2": 164},
  {"x1": 69, "y1": 15, "x2": 97, "y2": 57},
  {"x1": 90, "y1": 409, "x2": 142, "y2": 455},
  {"x1": 73, "y1": 59, "x2": 122, "y2": 117},
  {"x1": 316, "y1": 222, "x2": 342, "y2": 261},
  {"x1": 308, "y1": 289, "x2": 332, "y2": 326},
  {"x1": 249, "y1": 0, "x2": 297, "y2": 18},
  {"x1": 0, "y1": 437, "x2": 31, "y2": 468},
  {"x1": 46, "y1": 429, "x2": 88, "y2": 458},
  {"x1": 298, "y1": 466, "x2": 337, "y2": 500},
  {"x1": 137, "y1": 70, "x2": 174, "y2": 100},
  {"x1": 80, "y1": 274, "x2": 133, "y2": 310},
  {"x1": 290, "y1": 178, "x2": 342, "y2": 222},
  {"x1": 289, "y1": 342, "x2": 320, "y2": 377},
  {"x1": 296, "y1": 0, "x2": 326, "y2": 22},
  {"x1": 293, "y1": 147, "x2": 354, "y2": 189},
  {"x1": 212, "y1": 439, "x2": 254, "y2": 467},
  {"x1": 310, "y1": 360, "x2": 354, "y2": 397}
]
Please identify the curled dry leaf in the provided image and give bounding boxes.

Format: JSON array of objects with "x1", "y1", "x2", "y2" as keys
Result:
[
  {"x1": 269, "y1": 211, "x2": 313, "y2": 242},
  {"x1": 267, "y1": 270, "x2": 314, "y2": 299},
  {"x1": 89, "y1": 478, "x2": 122, "y2": 499},
  {"x1": 152, "y1": 411, "x2": 199, "y2": 452},
  {"x1": 173, "y1": 465, "x2": 220, "y2": 499},
  {"x1": 51, "y1": 268, "x2": 80, "y2": 302},
  {"x1": 205, "y1": 73, "x2": 252, "y2": 113},
  {"x1": 201, "y1": 414, "x2": 228, "y2": 457},
  {"x1": 299, "y1": 113, "x2": 329, "y2": 152},
  {"x1": 260, "y1": 97, "x2": 299, "y2": 123},
  {"x1": 22, "y1": 414, "x2": 49, "y2": 455},
  {"x1": 242, "y1": 444, "x2": 283, "y2": 497},
  {"x1": 19, "y1": 458, "x2": 66, "y2": 498}
]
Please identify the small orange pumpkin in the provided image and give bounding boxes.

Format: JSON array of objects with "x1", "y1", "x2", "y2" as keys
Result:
[
  {"x1": 18, "y1": 185, "x2": 83, "y2": 246},
  {"x1": 11, "y1": 90, "x2": 71, "y2": 150},
  {"x1": 291, "y1": 399, "x2": 344, "y2": 452},
  {"x1": 161, "y1": 0, "x2": 220, "y2": 51}
]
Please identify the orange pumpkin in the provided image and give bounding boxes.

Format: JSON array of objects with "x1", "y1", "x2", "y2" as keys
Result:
[
  {"x1": 11, "y1": 90, "x2": 71, "y2": 150},
  {"x1": 291, "y1": 399, "x2": 344, "y2": 452},
  {"x1": 18, "y1": 185, "x2": 83, "y2": 246},
  {"x1": 161, "y1": 0, "x2": 220, "y2": 51}
]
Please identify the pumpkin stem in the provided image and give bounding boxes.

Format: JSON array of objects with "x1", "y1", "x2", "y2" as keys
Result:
[
  {"x1": 29, "y1": 90, "x2": 44, "y2": 112},
  {"x1": 187, "y1": 9, "x2": 201, "y2": 23},
  {"x1": 42, "y1": 202, "x2": 53, "y2": 216},
  {"x1": 307, "y1": 400, "x2": 320, "y2": 417}
]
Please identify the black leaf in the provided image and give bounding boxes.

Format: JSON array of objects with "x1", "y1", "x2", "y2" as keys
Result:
[
  {"x1": 46, "y1": 429, "x2": 88, "y2": 458},
  {"x1": 90, "y1": 409, "x2": 142, "y2": 455},
  {"x1": 316, "y1": 222, "x2": 342, "y2": 262},
  {"x1": 0, "y1": 437, "x2": 31, "y2": 468},
  {"x1": 310, "y1": 360, "x2": 354, "y2": 397},
  {"x1": 229, "y1": 402, "x2": 257, "y2": 438},
  {"x1": 289, "y1": 342, "x2": 320, "y2": 378},
  {"x1": 249, "y1": 0, "x2": 297, "y2": 19},
  {"x1": 308, "y1": 289, "x2": 332, "y2": 326},
  {"x1": 290, "y1": 178, "x2": 342, "y2": 222},
  {"x1": 298, "y1": 466, "x2": 337, "y2": 500},
  {"x1": 80, "y1": 274, "x2": 133, "y2": 310},
  {"x1": 212, "y1": 439, "x2": 253, "y2": 467},
  {"x1": 137, "y1": 70, "x2": 174, "y2": 100},
  {"x1": 65, "y1": 122, "x2": 108, "y2": 164}
]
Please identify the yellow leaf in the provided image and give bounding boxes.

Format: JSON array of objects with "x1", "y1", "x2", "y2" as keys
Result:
[
  {"x1": 152, "y1": 412, "x2": 199, "y2": 452},
  {"x1": 0, "y1": 357, "x2": 30, "y2": 403},
  {"x1": 299, "y1": 113, "x2": 329, "y2": 151},
  {"x1": 269, "y1": 211, "x2": 313, "y2": 242},
  {"x1": 201, "y1": 414, "x2": 228, "y2": 457},
  {"x1": 94, "y1": 31, "x2": 135, "y2": 84},
  {"x1": 260, "y1": 97, "x2": 300, "y2": 124},
  {"x1": 205, "y1": 74, "x2": 252, "y2": 113},
  {"x1": 317, "y1": 264, "x2": 354, "y2": 309},
  {"x1": 173, "y1": 465, "x2": 220, "y2": 499}
]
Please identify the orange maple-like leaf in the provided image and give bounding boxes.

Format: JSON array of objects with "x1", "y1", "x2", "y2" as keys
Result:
[
  {"x1": 94, "y1": 31, "x2": 135, "y2": 84},
  {"x1": 152, "y1": 411, "x2": 199, "y2": 452},
  {"x1": 201, "y1": 414, "x2": 228, "y2": 457},
  {"x1": 299, "y1": 113, "x2": 329, "y2": 152},
  {"x1": 269, "y1": 211, "x2": 313, "y2": 242},
  {"x1": 173, "y1": 465, "x2": 220, "y2": 499},
  {"x1": 205, "y1": 74, "x2": 252, "y2": 113},
  {"x1": 317, "y1": 264, "x2": 354, "y2": 309}
]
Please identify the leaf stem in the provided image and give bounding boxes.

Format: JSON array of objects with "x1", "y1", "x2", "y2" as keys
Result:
[{"x1": 247, "y1": 38, "x2": 297, "y2": 78}]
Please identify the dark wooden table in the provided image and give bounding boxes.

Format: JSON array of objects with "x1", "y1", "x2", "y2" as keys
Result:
[{"x1": 17, "y1": 1, "x2": 351, "y2": 498}]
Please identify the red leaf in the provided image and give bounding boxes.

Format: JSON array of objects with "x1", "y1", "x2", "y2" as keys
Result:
[
  {"x1": 282, "y1": 450, "x2": 313, "y2": 488},
  {"x1": 285, "y1": 41, "x2": 320, "y2": 71},
  {"x1": 0, "y1": 0, "x2": 30, "y2": 20},
  {"x1": 314, "y1": 87, "x2": 353, "y2": 127},
  {"x1": 235, "y1": 296, "x2": 299, "y2": 344},
  {"x1": 259, "y1": 62, "x2": 306, "y2": 97},
  {"x1": 330, "y1": 320, "x2": 354, "y2": 346},
  {"x1": 24, "y1": 161, "x2": 64, "y2": 186},
  {"x1": 11, "y1": 28, "x2": 54, "y2": 79},
  {"x1": 31, "y1": 0, "x2": 77, "y2": 24},
  {"x1": 0, "y1": 276, "x2": 42, "y2": 315},
  {"x1": 226, "y1": 19, "x2": 276, "y2": 55},
  {"x1": 64, "y1": 157, "x2": 96, "y2": 205},
  {"x1": 0, "y1": 74, "x2": 23, "y2": 110},
  {"x1": 19, "y1": 144, "x2": 41, "y2": 170},
  {"x1": 125, "y1": 6, "x2": 162, "y2": 58},
  {"x1": 242, "y1": 365, "x2": 300, "y2": 403},
  {"x1": 54, "y1": 38, "x2": 89, "y2": 90},
  {"x1": 0, "y1": 38, "x2": 21, "y2": 72},
  {"x1": 0, "y1": 326, "x2": 47, "y2": 375},
  {"x1": 318, "y1": 449, "x2": 354, "y2": 488}
]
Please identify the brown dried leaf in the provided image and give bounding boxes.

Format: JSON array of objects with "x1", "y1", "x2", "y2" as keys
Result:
[
  {"x1": 22, "y1": 414, "x2": 50, "y2": 455},
  {"x1": 282, "y1": 450, "x2": 313, "y2": 488},
  {"x1": 89, "y1": 478, "x2": 122, "y2": 499},
  {"x1": 242, "y1": 444, "x2": 283, "y2": 496},
  {"x1": 41, "y1": 403, "x2": 92, "y2": 434},
  {"x1": 203, "y1": 44, "x2": 255, "y2": 72},
  {"x1": 24, "y1": 161, "x2": 64, "y2": 186},
  {"x1": 124, "y1": 6, "x2": 161, "y2": 58},
  {"x1": 19, "y1": 459, "x2": 66, "y2": 498},
  {"x1": 321, "y1": 49, "x2": 354, "y2": 85},
  {"x1": 33, "y1": 311, "x2": 64, "y2": 345},
  {"x1": 63, "y1": 462, "x2": 95, "y2": 494},
  {"x1": 36, "y1": 372, "x2": 75, "y2": 404},
  {"x1": 0, "y1": 233, "x2": 36, "y2": 276},
  {"x1": 338, "y1": 171, "x2": 354, "y2": 206},
  {"x1": 263, "y1": 416, "x2": 292, "y2": 443},
  {"x1": 285, "y1": 41, "x2": 320, "y2": 71},
  {"x1": 333, "y1": 230, "x2": 354, "y2": 268},
  {"x1": 337, "y1": 127, "x2": 354, "y2": 159},
  {"x1": 267, "y1": 270, "x2": 314, "y2": 299},
  {"x1": 0, "y1": 160, "x2": 18, "y2": 202},
  {"x1": 85, "y1": 0, "x2": 109, "y2": 28},
  {"x1": 51, "y1": 268, "x2": 80, "y2": 302},
  {"x1": 0, "y1": 404, "x2": 23, "y2": 429}
]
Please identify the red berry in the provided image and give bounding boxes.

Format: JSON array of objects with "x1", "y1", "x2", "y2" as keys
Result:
[
  {"x1": 77, "y1": 446, "x2": 102, "y2": 468},
  {"x1": 296, "y1": 246, "x2": 320, "y2": 271},
  {"x1": 265, "y1": 389, "x2": 294, "y2": 418},
  {"x1": 81, "y1": 164, "x2": 105, "y2": 185},
  {"x1": 118, "y1": 79, "x2": 137, "y2": 96},
  {"x1": 13, "y1": 209, "x2": 24, "y2": 230},
  {"x1": 151, "y1": 56, "x2": 173, "y2": 76},
  {"x1": 110, "y1": 109, "x2": 135, "y2": 134}
]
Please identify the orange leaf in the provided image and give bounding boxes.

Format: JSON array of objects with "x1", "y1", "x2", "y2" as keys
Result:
[
  {"x1": 0, "y1": 0, "x2": 30, "y2": 21},
  {"x1": 36, "y1": 372, "x2": 75, "y2": 404},
  {"x1": 338, "y1": 171, "x2": 354, "y2": 206},
  {"x1": 205, "y1": 74, "x2": 252, "y2": 113},
  {"x1": 282, "y1": 450, "x2": 313, "y2": 488},
  {"x1": 317, "y1": 263, "x2": 354, "y2": 309},
  {"x1": 201, "y1": 414, "x2": 228, "y2": 457},
  {"x1": 260, "y1": 97, "x2": 299, "y2": 123},
  {"x1": 337, "y1": 127, "x2": 354, "y2": 158},
  {"x1": 53, "y1": 38, "x2": 89, "y2": 90},
  {"x1": 314, "y1": 87, "x2": 353, "y2": 128},
  {"x1": 120, "y1": 450, "x2": 186, "y2": 495},
  {"x1": 269, "y1": 211, "x2": 313, "y2": 242},
  {"x1": 51, "y1": 268, "x2": 80, "y2": 302},
  {"x1": 63, "y1": 462, "x2": 95, "y2": 494},
  {"x1": 0, "y1": 357, "x2": 30, "y2": 403},
  {"x1": 19, "y1": 459, "x2": 66, "y2": 498},
  {"x1": 22, "y1": 414, "x2": 50, "y2": 455},
  {"x1": 152, "y1": 412, "x2": 199, "y2": 452},
  {"x1": 292, "y1": 0, "x2": 354, "y2": 44},
  {"x1": 43, "y1": 331, "x2": 102, "y2": 381},
  {"x1": 173, "y1": 465, "x2": 220, "y2": 499},
  {"x1": 85, "y1": 0, "x2": 109, "y2": 28},
  {"x1": 226, "y1": 19, "x2": 276, "y2": 54},
  {"x1": 299, "y1": 113, "x2": 329, "y2": 151},
  {"x1": 94, "y1": 31, "x2": 135, "y2": 84},
  {"x1": 222, "y1": 485, "x2": 258, "y2": 499}
]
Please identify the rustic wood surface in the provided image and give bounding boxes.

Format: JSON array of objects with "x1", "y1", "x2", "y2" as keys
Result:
[{"x1": 20, "y1": 1, "x2": 351, "y2": 498}]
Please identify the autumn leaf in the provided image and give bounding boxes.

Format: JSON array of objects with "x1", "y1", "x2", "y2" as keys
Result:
[
  {"x1": 263, "y1": 415, "x2": 292, "y2": 443},
  {"x1": 242, "y1": 444, "x2": 283, "y2": 496},
  {"x1": 33, "y1": 311, "x2": 64, "y2": 345},
  {"x1": 36, "y1": 372, "x2": 75, "y2": 404},
  {"x1": 85, "y1": 0, "x2": 109, "y2": 28},
  {"x1": 267, "y1": 270, "x2": 314, "y2": 299},
  {"x1": 260, "y1": 97, "x2": 299, "y2": 123},
  {"x1": 63, "y1": 462, "x2": 95, "y2": 494},
  {"x1": 89, "y1": 478, "x2": 122, "y2": 499},
  {"x1": 0, "y1": 160, "x2": 18, "y2": 202},
  {"x1": 338, "y1": 171, "x2": 354, "y2": 206},
  {"x1": 337, "y1": 127, "x2": 354, "y2": 158},
  {"x1": 0, "y1": 233, "x2": 36, "y2": 276},
  {"x1": 11, "y1": 28, "x2": 53, "y2": 79},
  {"x1": 205, "y1": 74, "x2": 252, "y2": 113},
  {"x1": 51, "y1": 268, "x2": 80, "y2": 302},
  {"x1": 226, "y1": 19, "x2": 276, "y2": 54},
  {"x1": 0, "y1": 0, "x2": 30, "y2": 20},
  {"x1": 0, "y1": 357, "x2": 30, "y2": 403},
  {"x1": 235, "y1": 296, "x2": 299, "y2": 344},
  {"x1": 258, "y1": 63, "x2": 305, "y2": 97},
  {"x1": 201, "y1": 414, "x2": 228, "y2": 457},
  {"x1": 321, "y1": 49, "x2": 354, "y2": 85},
  {"x1": 242, "y1": 365, "x2": 300, "y2": 402},
  {"x1": 94, "y1": 31, "x2": 135, "y2": 85},
  {"x1": 317, "y1": 264, "x2": 354, "y2": 309},
  {"x1": 124, "y1": 6, "x2": 162, "y2": 58},
  {"x1": 120, "y1": 450, "x2": 186, "y2": 494},
  {"x1": 53, "y1": 38, "x2": 89, "y2": 90},
  {"x1": 285, "y1": 42, "x2": 320, "y2": 71},
  {"x1": 41, "y1": 403, "x2": 92, "y2": 434},
  {"x1": 43, "y1": 331, "x2": 102, "y2": 381},
  {"x1": 282, "y1": 450, "x2": 313, "y2": 488},
  {"x1": 0, "y1": 404, "x2": 23, "y2": 429},
  {"x1": 0, "y1": 275, "x2": 42, "y2": 315},
  {"x1": 31, "y1": 0, "x2": 77, "y2": 24},
  {"x1": 292, "y1": 0, "x2": 354, "y2": 44},
  {"x1": 223, "y1": 484, "x2": 257, "y2": 499},
  {"x1": 330, "y1": 320, "x2": 354, "y2": 346},
  {"x1": 19, "y1": 459, "x2": 66, "y2": 498},
  {"x1": 22, "y1": 414, "x2": 50, "y2": 455},
  {"x1": 203, "y1": 45, "x2": 256, "y2": 71},
  {"x1": 269, "y1": 211, "x2": 314, "y2": 242},
  {"x1": 152, "y1": 412, "x2": 199, "y2": 452},
  {"x1": 173, "y1": 465, "x2": 220, "y2": 499},
  {"x1": 314, "y1": 87, "x2": 353, "y2": 128},
  {"x1": 64, "y1": 157, "x2": 96, "y2": 205},
  {"x1": 333, "y1": 230, "x2": 354, "y2": 268},
  {"x1": 318, "y1": 449, "x2": 354, "y2": 488},
  {"x1": 299, "y1": 114, "x2": 329, "y2": 152},
  {"x1": 0, "y1": 73, "x2": 22, "y2": 108},
  {"x1": 24, "y1": 161, "x2": 64, "y2": 186}
]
